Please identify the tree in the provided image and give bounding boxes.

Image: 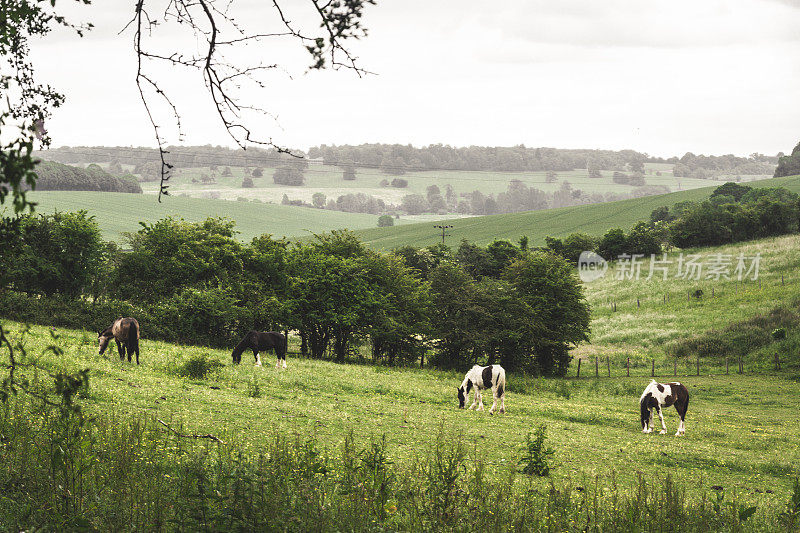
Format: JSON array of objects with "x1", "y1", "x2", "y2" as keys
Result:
[
  {"x1": 774, "y1": 141, "x2": 800, "y2": 178},
  {"x1": 312, "y1": 192, "x2": 326, "y2": 208},
  {"x1": 221, "y1": 166, "x2": 232, "y2": 177},
  {"x1": 273, "y1": 165, "x2": 305, "y2": 186},
  {"x1": 545, "y1": 171, "x2": 557, "y2": 183},
  {"x1": 400, "y1": 194, "x2": 429, "y2": 214},
  {"x1": 503, "y1": 252, "x2": 590, "y2": 375},
  {"x1": 252, "y1": 167, "x2": 264, "y2": 178},
  {"x1": 342, "y1": 165, "x2": 356, "y2": 181},
  {"x1": 109, "y1": 217, "x2": 246, "y2": 303},
  {"x1": 241, "y1": 176, "x2": 254, "y2": 188},
  {"x1": 0, "y1": 211, "x2": 106, "y2": 299},
  {"x1": 377, "y1": 214, "x2": 394, "y2": 227},
  {"x1": 711, "y1": 182, "x2": 752, "y2": 202}
]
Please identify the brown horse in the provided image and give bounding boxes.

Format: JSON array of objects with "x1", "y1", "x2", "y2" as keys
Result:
[{"x1": 99, "y1": 317, "x2": 140, "y2": 364}]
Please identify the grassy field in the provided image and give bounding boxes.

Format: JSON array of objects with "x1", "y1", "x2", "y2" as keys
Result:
[
  {"x1": 579, "y1": 233, "x2": 800, "y2": 362},
  {"x1": 2, "y1": 319, "x2": 798, "y2": 522},
  {"x1": 355, "y1": 174, "x2": 800, "y2": 250},
  {"x1": 135, "y1": 162, "x2": 722, "y2": 205},
  {"x1": 18, "y1": 191, "x2": 388, "y2": 243}
]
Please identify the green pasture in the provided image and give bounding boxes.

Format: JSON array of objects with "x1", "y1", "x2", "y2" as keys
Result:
[
  {"x1": 355, "y1": 174, "x2": 800, "y2": 249},
  {"x1": 578, "y1": 233, "x2": 800, "y2": 366},
  {"x1": 19, "y1": 191, "x2": 383, "y2": 243},
  {"x1": 3, "y1": 320, "x2": 798, "y2": 513}
]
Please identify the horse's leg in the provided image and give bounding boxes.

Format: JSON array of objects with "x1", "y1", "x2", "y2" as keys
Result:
[
  {"x1": 657, "y1": 405, "x2": 666, "y2": 434},
  {"x1": 675, "y1": 402, "x2": 687, "y2": 436},
  {"x1": 645, "y1": 409, "x2": 654, "y2": 433},
  {"x1": 476, "y1": 389, "x2": 485, "y2": 411},
  {"x1": 467, "y1": 390, "x2": 478, "y2": 410},
  {"x1": 489, "y1": 386, "x2": 498, "y2": 415},
  {"x1": 127, "y1": 340, "x2": 132, "y2": 363},
  {"x1": 116, "y1": 340, "x2": 125, "y2": 361}
]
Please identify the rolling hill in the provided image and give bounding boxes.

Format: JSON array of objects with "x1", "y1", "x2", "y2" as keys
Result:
[
  {"x1": 355, "y1": 174, "x2": 800, "y2": 250},
  {"x1": 17, "y1": 191, "x2": 384, "y2": 243}
]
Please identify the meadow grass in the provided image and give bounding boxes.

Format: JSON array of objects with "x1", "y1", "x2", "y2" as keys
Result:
[
  {"x1": 579, "y1": 233, "x2": 800, "y2": 370},
  {"x1": 19, "y1": 191, "x2": 383, "y2": 243},
  {"x1": 2, "y1": 319, "x2": 798, "y2": 518}
]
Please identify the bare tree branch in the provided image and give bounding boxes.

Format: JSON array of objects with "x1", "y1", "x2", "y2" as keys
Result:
[{"x1": 127, "y1": 0, "x2": 375, "y2": 200}]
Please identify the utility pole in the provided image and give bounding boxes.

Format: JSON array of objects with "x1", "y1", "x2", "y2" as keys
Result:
[{"x1": 433, "y1": 224, "x2": 453, "y2": 245}]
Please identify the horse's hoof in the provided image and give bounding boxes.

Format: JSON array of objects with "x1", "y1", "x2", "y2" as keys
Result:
[{"x1": 659, "y1": 430, "x2": 667, "y2": 435}]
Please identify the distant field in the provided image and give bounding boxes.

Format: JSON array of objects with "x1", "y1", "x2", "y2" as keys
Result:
[
  {"x1": 135, "y1": 162, "x2": 722, "y2": 205},
  {"x1": 20, "y1": 191, "x2": 384, "y2": 242},
  {"x1": 355, "y1": 174, "x2": 800, "y2": 250}
]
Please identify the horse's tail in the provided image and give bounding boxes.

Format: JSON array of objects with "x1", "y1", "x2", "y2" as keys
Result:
[
  {"x1": 129, "y1": 319, "x2": 139, "y2": 354},
  {"x1": 496, "y1": 366, "x2": 506, "y2": 397}
]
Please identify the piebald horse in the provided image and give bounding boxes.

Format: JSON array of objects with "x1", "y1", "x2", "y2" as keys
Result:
[
  {"x1": 639, "y1": 380, "x2": 689, "y2": 436},
  {"x1": 457, "y1": 364, "x2": 506, "y2": 414},
  {"x1": 99, "y1": 317, "x2": 140, "y2": 364},
  {"x1": 231, "y1": 331, "x2": 287, "y2": 369}
]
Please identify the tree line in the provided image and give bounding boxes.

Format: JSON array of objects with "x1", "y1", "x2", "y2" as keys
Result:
[
  {"x1": 540, "y1": 184, "x2": 800, "y2": 264},
  {"x1": 36, "y1": 144, "x2": 782, "y2": 179},
  {"x1": 28, "y1": 161, "x2": 142, "y2": 194},
  {"x1": 0, "y1": 215, "x2": 590, "y2": 376}
]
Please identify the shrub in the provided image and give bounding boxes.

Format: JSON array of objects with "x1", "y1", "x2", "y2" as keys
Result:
[{"x1": 176, "y1": 354, "x2": 224, "y2": 379}]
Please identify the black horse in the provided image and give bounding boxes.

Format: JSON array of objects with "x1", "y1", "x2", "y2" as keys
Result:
[{"x1": 231, "y1": 331, "x2": 287, "y2": 368}]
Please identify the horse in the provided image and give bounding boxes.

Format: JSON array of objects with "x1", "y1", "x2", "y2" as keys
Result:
[
  {"x1": 457, "y1": 364, "x2": 506, "y2": 414},
  {"x1": 99, "y1": 317, "x2": 140, "y2": 364},
  {"x1": 231, "y1": 331, "x2": 287, "y2": 369},
  {"x1": 639, "y1": 380, "x2": 689, "y2": 436}
]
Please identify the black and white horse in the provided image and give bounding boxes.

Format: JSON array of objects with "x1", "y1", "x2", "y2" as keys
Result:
[
  {"x1": 457, "y1": 364, "x2": 506, "y2": 414},
  {"x1": 639, "y1": 380, "x2": 689, "y2": 436}
]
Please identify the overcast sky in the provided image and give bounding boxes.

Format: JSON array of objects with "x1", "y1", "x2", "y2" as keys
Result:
[{"x1": 29, "y1": 0, "x2": 800, "y2": 157}]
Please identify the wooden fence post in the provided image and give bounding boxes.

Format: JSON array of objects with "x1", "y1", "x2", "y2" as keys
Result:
[
  {"x1": 651, "y1": 359, "x2": 655, "y2": 377},
  {"x1": 626, "y1": 357, "x2": 630, "y2": 377},
  {"x1": 696, "y1": 356, "x2": 700, "y2": 376},
  {"x1": 577, "y1": 358, "x2": 581, "y2": 379},
  {"x1": 775, "y1": 352, "x2": 780, "y2": 371},
  {"x1": 674, "y1": 359, "x2": 677, "y2": 377},
  {"x1": 726, "y1": 358, "x2": 729, "y2": 375},
  {"x1": 637, "y1": 298, "x2": 640, "y2": 308},
  {"x1": 738, "y1": 356, "x2": 743, "y2": 374},
  {"x1": 607, "y1": 356, "x2": 611, "y2": 377},
  {"x1": 595, "y1": 357, "x2": 599, "y2": 378}
]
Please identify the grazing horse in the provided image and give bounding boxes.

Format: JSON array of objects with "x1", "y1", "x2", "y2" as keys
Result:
[
  {"x1": 99, "y1": 317, "x2": 140, "y2": 364},
  {"x1": 457, "y1": 364, "x2": 506, "y2": 414},
  {"x1": 640, "y1": 380, "x2": 689, "y2": 436},
  {"x1": 231, "y1": 331, "x2": 287, "y2": 369}
]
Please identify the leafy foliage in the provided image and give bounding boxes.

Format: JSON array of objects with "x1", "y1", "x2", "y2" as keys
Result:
[{"x1": 519, "y1": 424, "x2": 555, "y2": 476}]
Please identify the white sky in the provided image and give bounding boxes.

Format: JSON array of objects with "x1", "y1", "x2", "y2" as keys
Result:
[{"x1": 28, "y1": 0, "x2": 800, "y2": 157}]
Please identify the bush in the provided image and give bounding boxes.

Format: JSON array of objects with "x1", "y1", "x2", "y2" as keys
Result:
[
  {"x1": 176, "y1": 354, "x2": 224, "y2": 379},
  {"x1": 241, "y1": 177, "x2": 254, "y2": 188},
  {"x1": 377, "y1": 214, "x2": 394, "y2": 227}
]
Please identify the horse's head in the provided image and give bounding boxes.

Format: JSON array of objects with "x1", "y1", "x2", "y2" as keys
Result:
[
  {"x1": 457, "y1": 386, "x2": 466, "y2": 408},
  {"x1": 98, "y1": 330, "x2": 112, "y2": 355}
]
